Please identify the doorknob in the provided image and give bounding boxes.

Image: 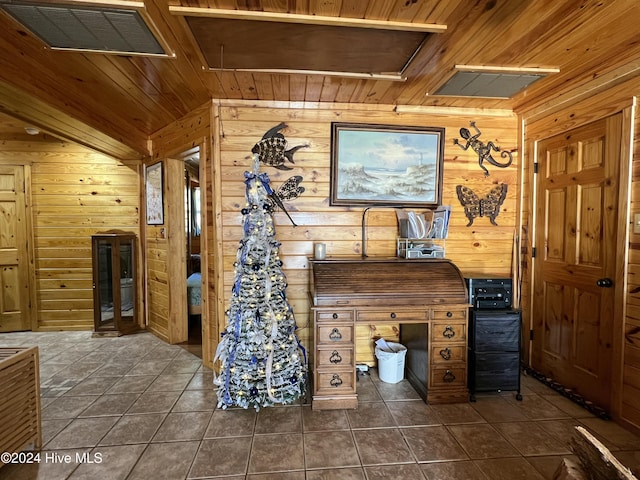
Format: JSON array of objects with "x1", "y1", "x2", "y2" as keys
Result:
[{"x1": 597, "y1": 278, "x2": 613, "y2": 288}]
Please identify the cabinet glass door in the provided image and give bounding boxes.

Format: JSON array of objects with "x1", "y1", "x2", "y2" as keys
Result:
[
  {"x1": 119, "y1": 241, "x2": 135, "y2": 331},
  {"x1": 96, "y1": 239, "x2": 115, "y2": 330},
  {"x1": 93, "y1": 233, "x2": 137, "y2": 335}
]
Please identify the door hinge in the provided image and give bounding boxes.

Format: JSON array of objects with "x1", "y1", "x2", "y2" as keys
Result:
[
  {"x1": 533, "y1": 162, "x2": 539, "y2": 174},
  {"x1": 532, "y1": 247, "x2": 537, "y2": 258},
  {"x1": 530, "y1": 330, "x2": 534, "y2": 341}
]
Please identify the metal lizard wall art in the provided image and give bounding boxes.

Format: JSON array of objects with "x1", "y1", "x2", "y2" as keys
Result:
[{"x1": 453, "y1": 121, "x2": 513, "y2": 176}]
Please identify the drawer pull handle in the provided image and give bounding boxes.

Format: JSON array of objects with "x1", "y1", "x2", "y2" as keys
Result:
[
  {"x1": 329, "y1": 351, "x2": 342, "y2": 364},
  {"x1": 439, "y1": 347, "x2": 452, "y2": 360},
  {"x1": 443, "y1": 326, "x2": 455, "y2": 338},
  {"x1": 329, "y1": 328, "x2": 342, "y2": 341},
  {"x1": 330, "y1": 374, "x2": 343, "y2": 387},
  {"x1": 443, "y1": 370, "x2": 456, "y2": 383},
  {"x1": 447, "y1": 311, "x2": 453, "y2": 318},
  {"x1": 390, "y1": 312, "x2": 396, "y2": 319},
  {"x1": 332, "y1": 313, "x2": 339, "y2": 319}
]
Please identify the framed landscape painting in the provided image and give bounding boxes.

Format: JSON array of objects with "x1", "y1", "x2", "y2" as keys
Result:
[{"x1": 330, "y1": 122, "x2": 445, "y2": 208}]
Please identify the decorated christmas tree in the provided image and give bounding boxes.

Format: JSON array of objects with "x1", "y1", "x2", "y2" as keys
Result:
[{"x1": 214, "y1": 155, "x2": 307, "y2": 410}]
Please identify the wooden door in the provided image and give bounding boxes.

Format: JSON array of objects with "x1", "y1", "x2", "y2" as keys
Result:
[
  {"x1": 0, "y1": 165, "x2": 31, "y2": 332},
  {"x1": 532, "y1": 114, "x2": 622, "y2": 410}
]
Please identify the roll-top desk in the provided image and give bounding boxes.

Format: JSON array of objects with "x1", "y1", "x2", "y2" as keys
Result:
[{"x1": 310, "y1": 258, "x2": 470, "y2": 410}]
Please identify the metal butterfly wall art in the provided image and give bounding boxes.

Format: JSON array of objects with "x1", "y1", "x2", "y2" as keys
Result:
[{"x1": 456, "y1": 183, "x2": 508, "y2": 226}]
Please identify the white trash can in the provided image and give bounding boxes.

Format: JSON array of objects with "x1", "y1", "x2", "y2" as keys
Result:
[{"x1": 375, "y1": 339, "x2": 407, "y2": 384}]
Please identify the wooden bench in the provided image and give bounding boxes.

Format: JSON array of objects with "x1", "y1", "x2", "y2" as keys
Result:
[{"x1": 0, "y1": 347, "x2": 41, "y2": 467}]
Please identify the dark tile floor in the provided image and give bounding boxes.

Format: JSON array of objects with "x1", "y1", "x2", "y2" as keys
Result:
[{"x1": 1, "y1": 330, "x2": 640, "y2": 479}]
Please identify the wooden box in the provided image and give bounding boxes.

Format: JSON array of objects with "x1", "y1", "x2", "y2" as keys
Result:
[{"x1": 0, "y1": 347, "x2": 41, "y2": 467}]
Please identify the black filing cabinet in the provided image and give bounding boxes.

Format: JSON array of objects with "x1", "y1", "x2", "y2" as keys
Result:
[
  {"x1": 466, "y1": 276, "x2": 521, "y2": 401},
  {"x1": 469, "y1": 309, "x2": 522, "y2": 401}
]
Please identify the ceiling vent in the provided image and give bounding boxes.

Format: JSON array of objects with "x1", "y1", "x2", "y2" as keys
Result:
[
  {"x1": 0, "y1": 1, "x2": 171, "y2": 56},
  {"x1": 433, "y1": 65, "x2": 559, "y2": 98}
]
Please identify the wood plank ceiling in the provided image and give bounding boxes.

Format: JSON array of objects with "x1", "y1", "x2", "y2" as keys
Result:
[{"x1": 0, "y1": 0, "x2": 639, "y2": 158}]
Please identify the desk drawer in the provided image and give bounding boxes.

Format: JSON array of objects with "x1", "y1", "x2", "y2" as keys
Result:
[
  {"x1": 317, "y1": 347, "x2": 354, "y2": 368},
  {"x1": 357, "y1": 310, "x2": 427, "y2": 323},
  {"x1": 432, "y1": 309, "x2": 467, "y2": 321},
  {"x1": 430, "y1": 366, "x2": 466, "y2": 388},
  {"x1": 315, "y1": 310, "x2": 354, "y2": 322},
  {"x1": 430, "y1": 345, "x2": 466, "y2": 365},
  {"x1": 431, "y1": 322, "x2": 467, "y2": 343},
  {"x1": 315, "y1": 370, "x2": 356, "y2": 395},
  {"x1": 317, "y1": 324, "x2": 354, "y2": 345}
]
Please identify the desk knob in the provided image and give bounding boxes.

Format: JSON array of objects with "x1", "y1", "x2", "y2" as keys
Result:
[
  {"x1": 332, "y1": 313, "x2": 339, "y2": 319},
  {"x1": 443, "y1": 370, "x2": 456, "y2": 383},
  {"x1": 390, "y1": 312, "x2": 396, "y2": 319},
  {"x1": 446, "y1": 311, "x2": 453, "y2": 318},
  {"x1": 330, "y1": 374, "x2": 343, "y2": 387}
]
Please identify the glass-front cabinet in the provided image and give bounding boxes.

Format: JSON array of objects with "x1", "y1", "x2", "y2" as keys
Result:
[{"x1": 92, "y1": 232, "x2": 138, "y2": 335}]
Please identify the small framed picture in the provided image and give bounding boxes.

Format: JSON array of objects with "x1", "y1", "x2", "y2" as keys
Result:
[{"x1": 145, "y1": 161, "x2": 164, "y2": 225}]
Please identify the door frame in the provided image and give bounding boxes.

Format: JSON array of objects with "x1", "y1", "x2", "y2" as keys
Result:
[
  {"x1": 161, "y1": 142, "x2": 211, "y2": 359},
  {"x1": 527, "y1": 106, "x2": 634, "y2": 418}
]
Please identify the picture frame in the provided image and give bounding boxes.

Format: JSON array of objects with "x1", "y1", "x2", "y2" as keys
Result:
[
  {"x1": 330, "y1": 122, "x2": 445, "y2": 208},
  {"x1": 145, "y1": 161, "x2": 164, "y2": 225}
]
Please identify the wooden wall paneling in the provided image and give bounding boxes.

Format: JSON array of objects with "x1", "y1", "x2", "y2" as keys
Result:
[
  {"x1": 24, "y1": 164, "x2": 37, "y2": 331},
  {"x1": 204, "y1": 104, "x2": 224, "y2": 371},
  {"x1": 148, "y1": 103, "x2": 213, "y2": 358},
  {"x1": 150, "y1": 104, "x2": 211, "y2": 159},
  {"x1": 0, "y1": 153, "x2": 140, "y2": 331},
  {"x1": 356, "y1": 324, "x2": 400, "y2": 366},
  {"x1": 166, "y1": 157, "x2": 188, "y2": 344},
  {"x1": 519, "y1": 115, "x2": 534, "y2": 365},
  {"x1": 146, "y1": 234, "x2": 169, "y2": 341},
  {"x1": 522, "y1": 77, "x2": 640, "y2": 141},
  {"x1": 610, "y1": 106, "x2": 634, "y2": 421},
  {"x1": 216, "y1": 102, "x2": 519, "y2": 368},
  {"x1": 24, "y1": 148, "x2": 141, "y2": 331}
]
